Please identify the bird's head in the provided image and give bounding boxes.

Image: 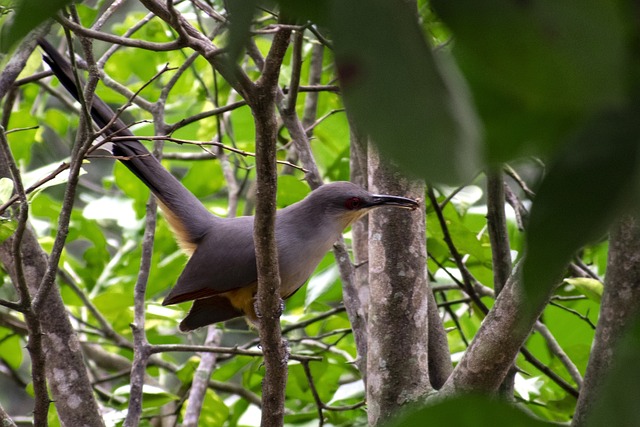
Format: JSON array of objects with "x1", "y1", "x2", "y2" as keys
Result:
[{"x1": 307, "y1": 181, "x2": 420, "y2": 229}]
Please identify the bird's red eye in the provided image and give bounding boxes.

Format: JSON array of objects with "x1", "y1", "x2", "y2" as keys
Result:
[{"x1": 345, "y1": 197, "x2": 362, "y2": 210}]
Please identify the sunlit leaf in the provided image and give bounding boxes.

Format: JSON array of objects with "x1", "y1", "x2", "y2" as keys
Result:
[
  {"x1": 305, "y1": 264, "x2": 339, "y2": 308},
  {"x1": 186, "y1": 389, "x2": 229, "y2": 427},
  {"x1": 0, "y1": 177, "x2": 13, "y2": 204},
  {"x1": 21, "y1": 160, "x2": 86, "y2": 199},
  {"x1": 0, "y1": 328, "x2": 22, "y2": 369},
  {"x1": 563, "y1": 278, "x2": 603, "y2": 303},
  {"x1": 328, "y1": 380, "x2": 365, "y2": 405},
  {"x1": 114, "y1": 384, "x2": 179, "y2": 409},
  {"x1": 0, "y1": 217, "x2": 16, "y2": 243}
]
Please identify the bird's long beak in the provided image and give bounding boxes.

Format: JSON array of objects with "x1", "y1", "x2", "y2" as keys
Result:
[{"x1": 369, "y1": 194, "x2": 420, "y2": 210}]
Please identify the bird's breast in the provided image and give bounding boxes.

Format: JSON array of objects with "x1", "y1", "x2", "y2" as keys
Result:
[{"x1": 276, "y1": 224, "x2": 342, "y2": 299}]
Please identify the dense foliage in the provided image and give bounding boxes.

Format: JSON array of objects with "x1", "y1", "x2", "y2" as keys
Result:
[{"x1": 0, "y1": 0, "x2": 639, "y2": 426}]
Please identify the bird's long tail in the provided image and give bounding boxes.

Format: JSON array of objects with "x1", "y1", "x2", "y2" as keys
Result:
[{"x1": 38, "y1": 39, "x2": 215, "y2": 249}]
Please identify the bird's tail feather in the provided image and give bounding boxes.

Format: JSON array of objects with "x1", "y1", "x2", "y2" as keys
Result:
[{"x1": 38, "y1": 38, "x2": 215, "y2": 246}]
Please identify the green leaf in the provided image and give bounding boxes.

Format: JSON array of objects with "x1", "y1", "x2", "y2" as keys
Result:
[
  {"x1": 227, "y1": 397, "x2": 250, "y2": 427},
  {"x1": 92, "y1": 290, "x2": 133, "y2": 327},
  {"x1": 385, "y1": 394, "x2": 548, "y2": 427},
  {"x1": 283, "y1": 412, "x2": 319, "y2": 424},
  {"x1": 114, "y1": 160, "x2": 150, "y2": 218},
  {"x1": 0, "y1": 177, "x2": 13, "y2": 204},
  {"x1": 180, "y1": 159, "x2": 224, "y2": 198},
  {"x1": 186, "y1": 389, "x2": 229, "y2": 427},
  {"x1": 24, "y1": 382, "x2": 34, "y2": 397},
  {"x1": 113, "y1": 384, "x2": 179, "y2": 409},
  {"x1": 212, "y1": 356, "x2": 254, "y2": 383},
  {"x1": 0, "y1": 0, "x2": 74, "y2": 52},
  {"x1": 0, "y1": 329, "x2": 22, "y2": 369},
  {"x1": 330, "y1": 0, "x2": 481, "y2": 184},
  {"x1": 6, "y1": 106, "x2": 39, "y2": 164},
  {"x1": 523, "y1": 109, "x2": 640, "y2": 302},
  {"x1": 0, "y1": 217, "x2": 16, "y2": 243},
  {"x1": 47, "y1": 403, "x2": 61, "y2": 427},
  {"x1": 305, "y1": 264, "x2": 339, "y2": 308},
  {"x1": 432, "y1": 0, "x2": 628, "y2": 161},
  {"x1": 563, "y1": 278, "x2": 603, "y2": 303},
  {"x1": 44, "y1": 109, "x2": 70, "y2": 136},
  {"x1": 276, "y1": 175, "x2": 310, "y2": 208},
  {"x1": 21, "y1": 160, "x2": 86, "y2": 199},
  {"x1": 328, "y1": 380, "x2": 364, "y2": 406}
]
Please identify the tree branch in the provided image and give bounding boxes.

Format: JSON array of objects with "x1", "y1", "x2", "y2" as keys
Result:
[
  {"x1": 252, "y1": 26, "x2": 292, "y2": 427},
  {"x1": 366, "y1": 149, "x2": 431, "y2": 425},
  {"x1": 573, "y1": 215, "x2": 640, "y2": 425},
  {"x1": 486, "y1": 170, "x2": 512, "y2": 294}
]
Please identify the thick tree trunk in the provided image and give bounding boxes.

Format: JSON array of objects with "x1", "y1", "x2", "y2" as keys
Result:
[{"x1": 366, "y1": 149, "x2": 432, "y2": 426}]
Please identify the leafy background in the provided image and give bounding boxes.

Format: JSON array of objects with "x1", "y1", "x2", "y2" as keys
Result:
[{"x1": 0, "y1": 0, "x2": 639, "y2": 425}]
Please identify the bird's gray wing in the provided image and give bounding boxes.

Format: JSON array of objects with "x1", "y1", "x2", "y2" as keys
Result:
[{"x1": 162, "y1": 218, "x2": 258, "y2": 305}]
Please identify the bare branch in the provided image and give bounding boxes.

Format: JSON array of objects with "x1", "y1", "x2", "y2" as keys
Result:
[
  {"x1": 253, "y1": 26, "x2": 292, "y2": 427},
  {"x1": 57, "y1": 13, "x2": 187, "y2": 51},
  {"x1": 183, "y1": 328, "x2": 222, "y2": 427},
  {"x1": 486, "y1": 170, "x2": 512, "y2": 294}
]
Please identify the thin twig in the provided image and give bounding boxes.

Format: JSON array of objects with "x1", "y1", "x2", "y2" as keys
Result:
[
  {"x1": 57, "y1": 13, "x2": 187, "y2": 51},
  {"x1": 504, "y1": 164, "x2": 536, "y2": 199},
  {"x1": 149, "y1": 343, "x2": 321, "y2": 362},
  {"x1": 110, "y1": 135, "x2": 307, "y2": 172},
  {"x1": 427, "y1": 187, "x2": 489, "y2": 313},
  {"x1": 549, "y1": 301, "x2": 597, "y2": 329},
  {"x1": 534, "y1": 321, "x2": 583, "y2": 388}
]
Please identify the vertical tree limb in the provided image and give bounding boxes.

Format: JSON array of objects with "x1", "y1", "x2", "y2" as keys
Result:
[
  {"x1": 573, "y1": 215, "x2": 640, "y2": 426},
  {"x1": 266, "y1": 30, "x2": 370, "y2": 388},
  {"x1": 302, "y1": 42, "x2": 325, "y2": 132},
  {"x1": 253, "y1": 27, "x2": 292, "y2": 427},
  {"x1": 124, "y1": 85, "x2": 167, "y2": 424},
  {"x1": 426, "y1": 289, "x2": 453, "y2": 389},
  {"x1": 366, "y1": 149, "x2": 432, "y2": 426},
  {"x1": 486, "y1": 170, "x2": 512, "y2": 294},
  {"x1": 486, "y1": 169, "x2": 516, "y2": 395},
  {"x1": 182, "y1": 328, "x2": 222, "y2": 426},
  {"x1": 123, "y1": 187, "x2": 158, "y2": 427}
]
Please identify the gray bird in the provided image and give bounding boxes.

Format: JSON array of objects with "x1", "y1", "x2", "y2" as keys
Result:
[{"x1": 39, "y1": 39, "x2": 419, "y2": 331}]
